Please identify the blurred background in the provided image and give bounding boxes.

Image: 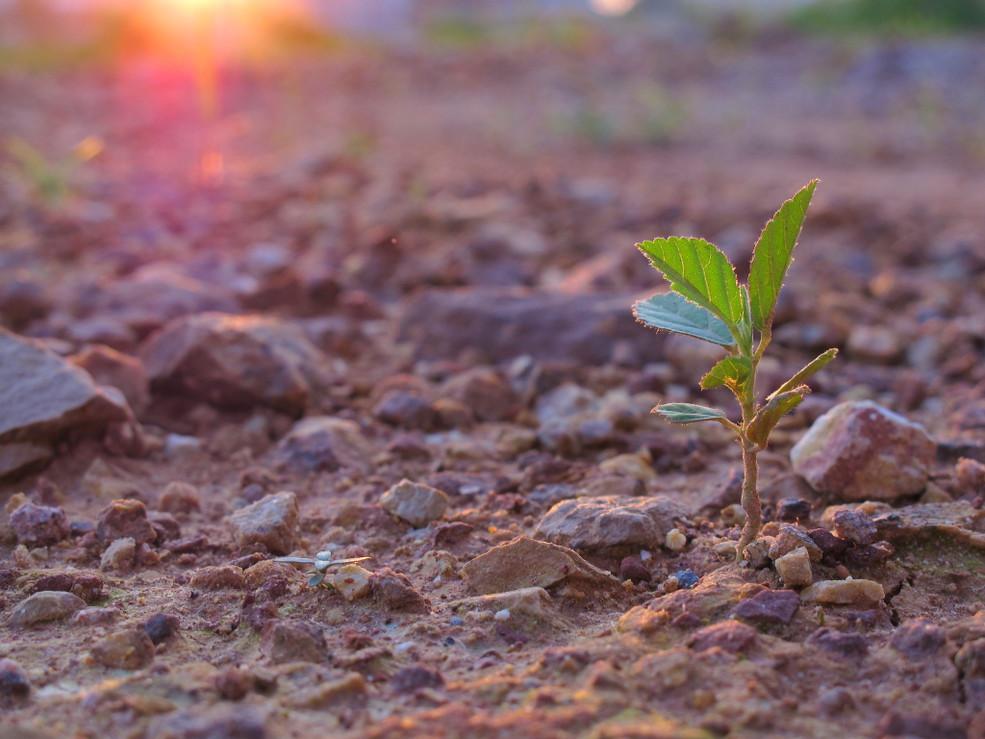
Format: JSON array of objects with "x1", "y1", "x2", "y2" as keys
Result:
[{"x1": 1, "y1": 0, "x2": 984, "y2": 427}]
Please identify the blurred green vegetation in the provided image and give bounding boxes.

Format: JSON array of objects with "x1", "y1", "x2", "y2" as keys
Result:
[
  {"x1": 423, "y1": 16, "x2": 595, "y2": 52},
  {"x1": 791, "y1": 0, "x2": 985, "y2": 35}
]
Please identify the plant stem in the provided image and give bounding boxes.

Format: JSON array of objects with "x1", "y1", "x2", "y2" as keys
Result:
[{"x1": 736, "y1": 442, "x2": 760, "y2": 560}]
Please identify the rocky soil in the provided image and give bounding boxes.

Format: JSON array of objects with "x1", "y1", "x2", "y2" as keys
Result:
[{"x1": 1, "y1": 19, "x2": 985, "y2": 739}]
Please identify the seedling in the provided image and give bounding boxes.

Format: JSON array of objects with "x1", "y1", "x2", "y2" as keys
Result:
[
  {"x1": 632, "y1": 180, "x2": 837, "y2": 560},
  {"x1": 274, "y1": 550, "x2": 371, "y2": 587}
]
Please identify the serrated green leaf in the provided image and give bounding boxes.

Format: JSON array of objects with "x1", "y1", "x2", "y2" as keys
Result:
[
  {"x1": 748, "y1": 180, "x2": 817, "y2": 331},
  {"x1": 636, "y1": 237, "x2": 744, "y2": 328},
  {"x1": 767, "y1": 348, "x2": 838, "y2": 401},
  {"x1": 700, "y1": 356, "x2": 751, "y2": 391},
  {"x1": 747, "y1": 385, "x2": 810, "y2": 447},
  {"x1": 633, "y1": 292, "x2": 735, "y2": 347},
  {"x1": 654, "y1": 403, "x2": 729, "y2": 425}
]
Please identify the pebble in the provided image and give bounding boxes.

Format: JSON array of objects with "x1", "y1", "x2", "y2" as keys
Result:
[
  {"x1": 10, "y1": 590, "x2": 85, "y2": 626},
  {"x1": 774, "y1": 546, "x2": 813, "y2": 588},
  {"x1": 800, "y1": 578, "x2": 885, "y2": 606},
  {"x1": 688, "y1": 619, "x2": 758, "y2": 654},
  {"x1": 189, "y1": 565, "x2": 246, "y2": 591},
  {"x1": 332, "y1": 564, "x2": 373, "y2": 601},
  {"x1": 72, "y1": 607, "x2": 118, "y2": 626},
  {"x1": 791, "y1": 401, "x2": 935, "y2": 501},
  {"x1": 831, "y1": 509, "x2": 878, "y2": 546},
  {"x1": 9, "y1": 503, "x2": 69, "y2": 547},
  {"x1": 227, "y1": 491, "x2": 299, "y2": 555},
  {"x1": 262, "y1": 619, "x2": 328, "y2": 664},
  {"x1": 720, "y1": 504, "x2": 746, "y2": 527},
  {"x1": 776, "y1": 498, "x2": 812, "y2": 523},
  {"x1": 769, "y1": 525, "x2": 822, "y2": 563},
  {"x1": 371, "y1": 568, "x2": 430, "y2": 613},
  {"x1": 732, "y1": 589, "x2": 800, "y2": 625},
  {"x1": 380, "y1": 479, "x2": 448, "y2": 528},
  {"x1": 664, "y1": 528, "x2": 687, "y2": 552},
  {"x1": 214, "y1": 667, "x2": 252, "y2": 701},
  {"x1": 100, "y1": 537, "x2": 136, "y2": 572},
  {"x1": 0, "y1": 658, "x2": 30, "y2": 701},
  {"x1": 673, "y1": 569, "x2": 699, "y2": 589},
  {"x1": 493, "y1": 608, "x2": 511, "y2": 621},
  {"x1": 92, "y1": 628, "x2": 156, "y2": 669},
  {"x1": 158, "y1": 482, "x2": 201, "y2": 514},
  {"x1": 143, "y1": 613, "x2": 180, "y2": 644},
  {"x1": 96, "y1": 499, "x2": 156, "y2": 546}
]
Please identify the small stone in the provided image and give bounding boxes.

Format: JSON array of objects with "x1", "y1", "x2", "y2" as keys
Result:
[
  {"x1": 190, "y1": 565, "x2": 245, "y2": 591},
  {"x1": 146, "y1": 705, "x2": 267, "y2": 739},
  {"x1": 0, "y1": 658, "x2": 30, "y2": 702},
  {"x1": 96, "y1": 498, "x2": 156, "y2": 546},
  {"x1": 743, "y1": 538, "x2": 771, "y2": 569},
  {"x1": 72, "y1": 607, "x2": 118, "y2": 626},
  {"x1": 143, "y1": 613, "x2": 180, "y2": 644},
  {"x1": 791, "y1": 401, "x2": 935, "y2": 501},
  {"x1": 800, "y1": 579, "x2": 885, "y2": 606},
  {"x1": 714, "y1": 540, "x2": 739, "y2": 558},
  {"x1": 619, "y1": 555, "x2": 650, "y2": 584},
  {"x1": 955, "y1": 457, "x2": 985, "y2": 495},
  {"x1": 100, "y1": 537, "x2": 136, "y2": 572},
  {"x1": 732, "y1": 589, "x2": 800, "y2": 625},
  {"x1": 390, "y1": 665, "x2": 444, "y2": 694},
  {"x1": 273, "y1": 416, "x2": 373, "y2": 474},
  {"x1": 371, "y1": 568, "x2": 429, "y2": 613},
  {"x1": 889, "y1": 618, "x2": 946, "y2": 659},
  {"x1": 261, "y1": 619, "x2": 328, "y2": 664},
  {"x1": 807, "y1": 528, "x2": 849, "y2": 559},
  {"x1": 664, "y1": 528, "x2": 687, "y2": 552},
  {"x1": 720, "y1": 504, "x2": 746, "y2": 527},
  {"x1": 673, "y1": 569, "x2": 699, "y2": 589},
  {"x1": 774, "y1": 547, "x2": 813, "y2": 589},
  {"x1": 769, "y1": 525, "x2": 822, "y2": 563},
  {"x1": 214, "y1": 667, "x2": 252, "y2": 701},
  {"x1": 158, "y1": 482, "x2": 201, "y2": 514},
  {"x1": 243, "y1": 560, "x2": 298, "y2": 591},
  {"x1": 10, "y1": 590, "x2": 85, "y2": 626},
  {"x1": 227, "y1": 491, "x2": 299, "y2": 555},
  {"x1": 92, "y1": 628, "x2": 156, "y2": 669},
  {"x1": 332, "y1": 564, "x2": 372, "y2": 601},
  {"x1": 806, "y1": 627, "x2": 869, "y2": 658},
  {"x1": 688, "y1": 620, "x2": 757, "y2": 654},
  {"x1": 380, "y1": 479, "x2": 448, "y2": 528},
  {"x1": 831, "y1": 509, "x2": 878, "y2": 546},
  {"x1": 373, "y1": 391, "x2": 438, "y2": 430},
  {"x1": 776, "y1": 498, "x2": 811, "y2": 523},
  {"x1": 9, "y1": 503, "x2": 69, "y2": 547},
  {"x1": 493, "y1": 608, "x2": 510, "y2": 621}
]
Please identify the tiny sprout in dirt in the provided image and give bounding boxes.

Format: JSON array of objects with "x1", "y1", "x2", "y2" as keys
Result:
[
  {"x1": 632, "y1": 180, "x2": 837, "y2": 561},
  {"x1": 274, "y1": 550, "x2": 372, "y2": 587}
]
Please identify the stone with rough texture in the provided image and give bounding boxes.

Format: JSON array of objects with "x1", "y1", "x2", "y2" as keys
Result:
[
  {"x1": 0, "y1": 330, "x2": 129, "y2": 478},
  {"x1": 272, "y1": 416, "x2": 373, "y2": 474},
  {"x1": 190, "y1": 565, "x2": 246, "y2": 590},
  {"x1": 69, "y1": 344, "x2": 150, "y2": 414},
  {"x1": 774, "y1": 547, "x2": 813, "y2": 588},
  {"x1": 97, "y1": 498, "x2": 156, "y2": 546},
  {"x1": 380, "y1": 479, "x2": 448, "y2": 528},
  {"x1": 462, "y1": 536, "x2": 619, "y2": 594},
  {"x1": 9, "y1": 502, "x2": 69, "y2": 547},
  {"x1": 92, "y1": 628, "x2": 156, "y2": 669},
  {"x1": 398, "y1": 289, "x2": 665, "y2": 365},
  {"x1": 332, "y1": 564, "x2": 373, "y2": 601},
  {"x1": 732, "y1": 588, "x2": 801, "y2": 626},
  {"x1": 227, "y1": 491, "x2": 299, "y2": 555},
  {"x1": 450, "y1": 587, "x2": 558, "y2": 624},
  {"x1": 262, "y1": 619, "x2": 328, "y2": 664},
  {"x1": 146, "y1": 705, "x2": 267, "y2": 739},
  {"x1": 534, "y1": 495, "x2": 687, "y2": 554},
  {"x1": 141, "y1": 312, "x2": 330, "y2": 415},
  {"x1": 688, "y1": 619, "x2": 758, "y2": 654},
  {"x1": 100, "y1": 537, "x2": 136, "y2": 572},
  {"x1": 800, "y1": 579, "x2": 885, "y2": 606},
  {"x1": 791, "y1": 401, "x2": 935, "y2": 501},
  {"x1": 10, "y1": 591, "x2": 85, "y2": 626}
]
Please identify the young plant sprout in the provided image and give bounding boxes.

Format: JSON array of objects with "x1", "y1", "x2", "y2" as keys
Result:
[
  {"x1": 633, "y1": 180, "x2": 837, "y2": 561},
  {"x1": 274, "y1": 550, "x2": 372, "y2": 587}
]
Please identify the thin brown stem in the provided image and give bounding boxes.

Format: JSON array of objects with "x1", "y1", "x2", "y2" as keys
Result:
[{"x1": 735, "y1": 442, "x2": 761, "y2": 560}]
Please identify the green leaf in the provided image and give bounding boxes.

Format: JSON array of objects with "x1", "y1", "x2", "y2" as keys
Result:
[
  {"x1": 747, "y1": 385, "x2": 811, "y2": 447},
  {"x1": 748, "y1": 180, "x2": 818, "y2": 331},
  {"x1": 308, "y1": 573, "x2": 325, "y2": 587},
  {"x1": 633, "y1": 292, "x2": 735, "y2": 347},
  {"x1": 636, "y1": 237, "x2": 744, "y2": 328},
  {"x1": 700, "y1": 356, "x2": 751, "y2": 391},
  {"x1": 767, "y1": 348, "x2": 838, "y2": 401},
  {"x1": 654, "y1": 403, "x2": 729, "y2": 425}
]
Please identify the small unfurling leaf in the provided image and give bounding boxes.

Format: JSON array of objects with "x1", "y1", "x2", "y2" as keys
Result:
[
  {"x1": 654, "y1": 403, "x2": 729, "y2": 425},
  {"x1": 747, "y1": 385, "x2": 811, "y2": 447},
  {"x1": 700, "y1": 356, "x2": 752, "y2": 392}
]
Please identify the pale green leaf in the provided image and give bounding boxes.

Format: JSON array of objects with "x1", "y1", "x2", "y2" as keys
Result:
[
  {"x1": 767, "y1": 348, "x2": 838, "y2": 401},
  {"x1": 636, "y1": 237, "x2": 743, "y2": 328},
  {"x1": 700, "y1": 356, "x2": 752, "y2": 391},
  {"x1": 747, "y1": 385, "x2": 810, "y2": 447},
  {"x1": 748, "y1": 180, "x2": 818, "y2": 331},
  {"x1": 654, "y1": 403, "x2": 729, "y2": 425},
  {"x1": 633, "y1": 292, "x2": 735, "y2": 347}
]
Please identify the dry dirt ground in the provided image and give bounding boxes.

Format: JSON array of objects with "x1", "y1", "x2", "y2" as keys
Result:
[{"x1": 1, "y1": 22, "x2": 985, "y2": 739}]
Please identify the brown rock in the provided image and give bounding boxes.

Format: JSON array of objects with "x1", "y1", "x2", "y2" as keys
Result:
[
  {"x1": 380, "y1": 479, "x2": 448, "y2": 528},
  {"x1": 97, "y1": 498, "x2": 156, "y2": 546},
  {"x1": 190, "y1": 565, "x2": 245, "y2": 590},
  {"x1": 441, "y1": 368, "x2": 518, "y2": 422},
  {"x1": 791, "y1": 401, "x2": 935, "y2": 501},
  {"x1": 146, "y1": 705, "x2": 267, "y2": 739},
  {"x1": 261, "y1": 619, "x2": 328, "y2": 664},
  {"x1": 371, "y1": 568, "x2": 429, "y2": 613},
  {"x1": 227, "y1": 491, "x2": 299, "y2": 555},
  {"x1": 688, "y1": 620, "x2": 758, "y2": 654},
  {"x1": 462, "y1": 536, "x2": 618, "y2": 594},
  {"x1": 91, "y1": 628, "x2": 155, "y2": 669},
  {"x1": 9, "y1": 502, "x2": 69, "y2": 547},
  {"x1": 534, "y1": 495, "x2": 686, "y2": 554},
  {"x1": 272, "y1": 417, "x2": 373, "y2": 474},
  {"x1": 141, "y1": 312, "x2": 330, "y2": 415},
  {"x1": 732, "y1": 589, "x2": 800, "y2": 626},
  {"x1": 69, "y1": 345, "x2": 149, "y2": 413},
  {"x1": 10, "y1": 591, "x2": 85, "y2": 626},
  {"x1": 158, "y1": 481, "x2": 201, "y2": 514}
]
